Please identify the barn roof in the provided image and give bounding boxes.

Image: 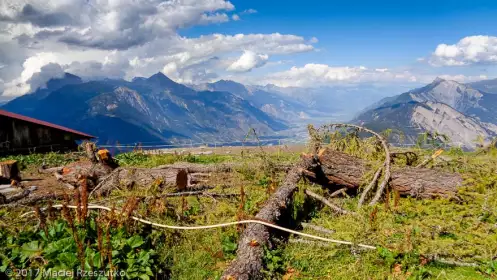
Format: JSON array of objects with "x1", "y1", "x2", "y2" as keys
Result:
[{"x1": 0, "y1": 109, "x2": 95, "y2": 139}]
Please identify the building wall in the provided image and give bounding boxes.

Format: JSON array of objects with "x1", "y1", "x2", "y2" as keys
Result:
[{"x1": 0, "y1": 115, "x2": 83, "y2": 154}]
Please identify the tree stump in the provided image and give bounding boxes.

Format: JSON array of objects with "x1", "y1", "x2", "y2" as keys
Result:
[{"x1": 0, "y1": 160, "x2": 20, "y2": 183}]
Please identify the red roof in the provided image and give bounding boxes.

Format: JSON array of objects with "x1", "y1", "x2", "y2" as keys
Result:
[{"x1": 0, "y1": 109, "x2": 95, "y2": 138}]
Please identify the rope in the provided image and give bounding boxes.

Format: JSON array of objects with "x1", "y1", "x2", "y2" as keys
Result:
[{"x1": 20, "y1": 204, "x2": 376, "y2": 250}]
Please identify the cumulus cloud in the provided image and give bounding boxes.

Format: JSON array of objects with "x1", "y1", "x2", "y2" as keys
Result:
[
  {"x1": 257, "y1": 64, "x2": 485, "y2": 88},
  {"x1": 27, "y1": 63, "x2": 65, "y2": 91},
  {"x1": 232, "y1": 14, "x2": 240, "y2": 21},
  {"x1": 429, "y1": 36, "x2": 497, "y2": 66},
  {"x1": 1, "y1": 0, "x2": 235, "y2": 50},
  {"x1": 3, "y1": 52, "x2": 60, "y2": 96},
  {"x1": 227, "y1": 50, "x2": 269, "y2": 72},
  {"x1": 121, "y1": 33, "x2": 314, "y2": 79},
  {"x1": 0, "y1": 0, "x2": 317, "y2": 96}
]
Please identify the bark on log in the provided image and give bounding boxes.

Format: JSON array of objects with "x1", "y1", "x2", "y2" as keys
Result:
[
  {"x1": 38, "y1": 166, "x2": 64, "y2": 174},
  {"x1": 93, "y1": 167, "x2": 190, "y2": 196},
  {"x1": 55, "y1": 161, "x2": 115, "y2": 190},
  {"x1": 309, "y1": 149, "x2": 462, "y2": 198},
  {"x1": 84, "y1": 142, "x2": 98, "y2": 164},
  {"x1": 154, "y1": 162, "x2": 292, "y2": 173},
  {"x1": 5, "y1": 193, "x2": 66, "y2": 207},
  {"x1": 221, "y1": 154, "x2": 318, "y2": 280},
  {"x1": 5, "y1": 186, "x2": 37, "y2": 204},
  {"x1": 0, "y1": 160, "x2": 20, "y2": 183}
]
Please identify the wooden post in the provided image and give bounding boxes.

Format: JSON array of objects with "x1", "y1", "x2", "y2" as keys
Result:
[{"x1": 0, "y1": 160, "x2": 21, "y2": 183}]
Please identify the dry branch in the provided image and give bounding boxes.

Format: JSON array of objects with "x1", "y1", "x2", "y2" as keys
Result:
[
  {"x1": 329, "y1": 187, "x2": 347, "y2": 198},
  {"x1": 221, "y1": 154, "x2": 319, "y2": 280},
  {"x1": 305, "y1": 189, "x2": 352, "y2": 215},
  {"x1": 358, "y1": 165, "x2": 383, "y2": 207}
]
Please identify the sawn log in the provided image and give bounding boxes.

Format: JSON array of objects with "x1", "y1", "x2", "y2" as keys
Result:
[{"x1": 307, "y1": 149, "x2": 462, "y2": 198}]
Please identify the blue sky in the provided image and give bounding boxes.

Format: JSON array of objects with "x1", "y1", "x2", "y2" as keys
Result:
[
  {"x1": 1, "y1": 0, "x2": 497, "y2": 97},
  {"x1": 184, "y1": 0, "x2": 497, "y2": 68}
]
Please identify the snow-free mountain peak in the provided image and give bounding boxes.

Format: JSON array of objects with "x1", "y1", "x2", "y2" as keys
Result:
[
  {"x1": 408, "y1": 78, "x2": 483, "y2": 112},
  {"x1": 355, "y1": 78, "x2": 497, "y2": 149}
]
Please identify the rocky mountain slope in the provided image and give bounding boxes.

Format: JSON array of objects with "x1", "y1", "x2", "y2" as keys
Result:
[
  {"x1": 197, "y1": 80, "x2": 310, "y2": 122},
  {"x1": 2, "y1": 73, "x2": 287, "y2": 144},
  {"x1": 469, "y1": 78, "x2": 497, "y2": 94},
  {"x1": 355, "y1": 78, "x2": 497, "y2": 148}
]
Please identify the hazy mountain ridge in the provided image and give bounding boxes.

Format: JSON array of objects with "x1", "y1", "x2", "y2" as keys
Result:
[
  {"x1": 199, "y1": 80, "x2": 311, "y2": 122},
  {"x1": 2, "y1": 73, "x2": 287, "y2": 144},
  {"x1": 355, "y1": 78, "x2": 497, "y2": 148}
]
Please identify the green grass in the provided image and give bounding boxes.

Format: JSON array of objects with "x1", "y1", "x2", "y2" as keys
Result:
[
  {"x1": 1, "y1": 146, "x2": 497, "y2": 279},
  {"x1": 0, "y1": 152, "x2": 81, "y2": 170}
]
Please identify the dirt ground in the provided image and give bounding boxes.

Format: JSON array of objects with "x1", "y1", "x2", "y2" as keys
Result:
[{"x1": 18, "y1": 168, "x2": 70, "y2": 196}]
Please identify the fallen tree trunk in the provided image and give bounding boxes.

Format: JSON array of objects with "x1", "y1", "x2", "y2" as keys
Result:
[
  {"x1": 4, "y1": 186, "x2": 37, "y2": 204},
  {"x1": 93, "y1": 167, "x2": 191, "y2": 196},
  {"x1": 4, "y1": 193, "x2": 66, "y2": 207},
  {"x1": 221, "y1": 154, "x2": 318, "y2": 280},
  {"x1": 154, "y1": 162, "x2": 292, "y2": 173},
  {"x1": 307, "y1": 149, "x2": 462, "y2": 198}
]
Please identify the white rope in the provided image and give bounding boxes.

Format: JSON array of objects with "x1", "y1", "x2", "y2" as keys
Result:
[{"x1": 21, "y1": 204, "x2": 376, "y2": 250}]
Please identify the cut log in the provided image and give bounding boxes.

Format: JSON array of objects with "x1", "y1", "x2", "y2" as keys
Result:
[
  {"x1": 154, "y1": 162, "x2": 292, "y2": 173},
  {"x1": 307, "y1": 149, "x2": 462, "y2": 198},
  {"x1": 93, "y1": 167, "x2": 190, "y2": 196},
  {"x1": 0, "y1": 160, "x2": 20, "y2": 183},
  {"x1": 221, "y1": 154, "x2": 319, "y2": 280},
  {"x1": 4, "y1": 193, "x2": 66, "y2": 207},
  {"x1": 4, "y1": 186, "x2": 37, "y2": 204},
  {"x1": 54, "y1": 161, "x2": 115, "y2": 191},
  {"x1": 38, "y1": 166, "x2": 64, "y2": 174}
]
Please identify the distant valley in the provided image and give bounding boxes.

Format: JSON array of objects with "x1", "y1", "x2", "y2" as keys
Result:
[{"x1": 4, "y1": 72, "x2": 497, "y2": 149}]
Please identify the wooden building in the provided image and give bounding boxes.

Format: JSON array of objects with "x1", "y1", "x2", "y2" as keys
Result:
[{"x1": 0, "y1": 109, "x2": 94, "y2": 155}]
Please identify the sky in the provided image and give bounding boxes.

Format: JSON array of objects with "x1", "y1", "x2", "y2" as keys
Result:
[{"x1": 1, "y1": 0, "x2": 497, "y2": 98}]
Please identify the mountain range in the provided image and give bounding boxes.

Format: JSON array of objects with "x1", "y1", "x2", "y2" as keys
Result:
[
  {"x1": 2, "y1": 73, "x2": 289, "y2": 144},
  {"x1": 3, "y1": 72, "x2": 497, "y2": 149},
  {"x1": 355, "y1": 78, "x2": 497, "y2": 149}
]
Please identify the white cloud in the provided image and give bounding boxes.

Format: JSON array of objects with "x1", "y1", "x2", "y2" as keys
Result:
[
  {"x1": 232, "y1": 14, "x2": 240, "y2": 21},
  {"x1": 261, "y1": 64, "x2": 369, "y2": 87},
  {"x1": 0, "y1": 0, "x2": 317, "y2": 95},
  {"x1": 257, "y1": 63, "x2": 487, "y2": 88},
  {"x1": 3, "y1": 52, "x2": 60, "y2": 96},
  {"x1": 241, "y1": 9, "x2": 257, "y2": 14},
  {"x1": 430, "y1": 36, "x2": 497, "y2": 66},
  {"x1": 309, "y1": 37, "x2": 318, "y2": 44},
  {"x1": 437, "y1": 74, "x2": 488, "y2": 83},
  {"x1": 227, "y1": 50, "x2": 268, "y2": 72},
  {"x1": 0, "y1": 0, "x2": 236, "y2": 50}
]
